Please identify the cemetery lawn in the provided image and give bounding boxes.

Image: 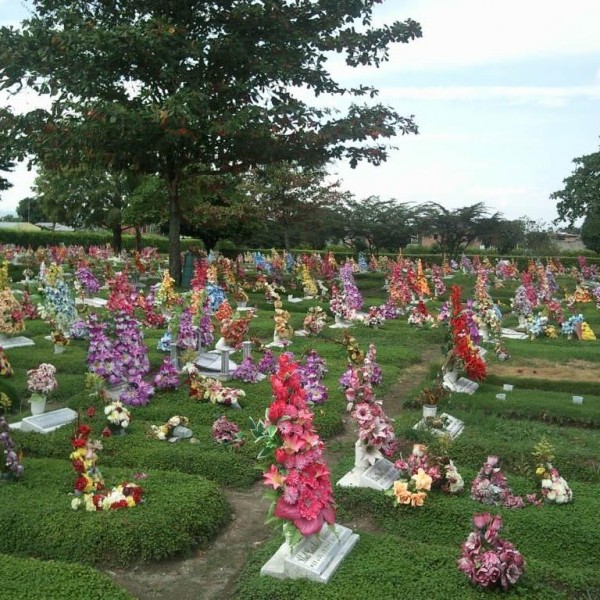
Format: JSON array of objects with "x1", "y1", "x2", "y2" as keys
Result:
[{"x1": 3, "y1": 271, "x2": 600, "y2": 599}]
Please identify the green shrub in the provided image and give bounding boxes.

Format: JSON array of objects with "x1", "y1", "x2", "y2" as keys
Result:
[{"x1": 0, "y1": 458, "x2": 230, "y2": 567}]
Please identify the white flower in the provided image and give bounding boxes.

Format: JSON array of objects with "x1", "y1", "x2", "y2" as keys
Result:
[{"x1": 71, "y1": 498, "x2": 81, "y2": 510}]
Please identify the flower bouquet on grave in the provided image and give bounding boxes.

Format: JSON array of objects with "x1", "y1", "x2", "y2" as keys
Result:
[
  {"x1": 302, "y1": 306, "x2": 327, "y2": 335},
  {"x1": 407, "y1": 300, "x2": 435, "y2": 327},
  {"x1": 0, "y1": 285, "x2": 24, "y2": 337},
  {"x1": 214, "y1": 299, "x2": 234, "y2": 323},
  {"x1": 232, "y1": 357, "x2": 261, "y2": 383},
  {"x1": 212, "y1": 415, "x2": 245, "y2": 449},
  {"x1": 154, "y1": 269, "x2": 180, "y2": 314},
  {"x1": 471, "y1": 456, "x2": 540, "y2": 509},
  {"x1": 70, "y1": 423, "x2": 144, "y2": 511},
  {"x1": 272, "y1": 300, "x2": 293, "y2": 344},
  {"x1": 220, "y1": 315, "x2": 251, "y2": 349},
  {"x1": 51, "y1": 329, "x2": 70, "y2": 347},
  {"x1": 386, "y1": 469, "x2": 432, "y2": 508},
  {"x1": 0, "y1": 347, "x2": 13, "y2": 377},
  {"x1": 0, "y1": 416, "x2": 23, "y2": 481},
  {"x1": 363, "y1": 306, "x2": 384, "y2": 328},
  {"x1": 27, "y1": 363, "x2": 58, "y2": 398},
  {"x1": 104, "y1": 400, "x2": 131, "y2": 436},
  {"x1": 532, "y1": 438, "x2": 573, "y2": 504},
  {"x1": 329, "y1": 285, "x2": 354, "y2": 323},
  {"x1": 394, "y1": 444, "x2": 464, "y2": 495},
  {"x1": 233, "y1": 285, "x2": 249, "y2": 306},
  {"x1": 153, "y1": 356, "x2": 181, "y2": 390},
  {"x1": 184, "y1": 364, "x2": 245, "y2": 408},
  {"x1": 74, "y1": 265, "x2": 101, "y2": 297},
  {"x1": 250, "y1": 354, "x2": 335, "y2": 543},
  {"x1": 458, "y1": 513, "x2": 525, "y2": 591},
  {"x1": 150, "y1": 415, "x2": 190, "y2": 441}
]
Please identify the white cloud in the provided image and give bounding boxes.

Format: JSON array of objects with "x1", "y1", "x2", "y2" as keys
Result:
[
  {"x1": 377, "y1": 85, "x2": 600, "y2": 107},
  {"x1": 370, "y1": 0, "x2": 600, "y2": 73}
]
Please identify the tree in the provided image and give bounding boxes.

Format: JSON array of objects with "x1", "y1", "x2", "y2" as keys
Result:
[
  {"x1": 0, "y1": 1, "x2": 421, "y2": 283},
  {"x1": 478, "y1": 218, "x2": 525, "y2": 254},
  {"x1": 240, "y1": 162, "x2": 350, "y2": 250},
  {"x1": 581, "y1": 210, "x2": 600, "y2": 254},
  {"x1": 33, "y1": 166, "x2": 134, "y2": 251},
  {"x1": 343, "y1": 196, "x2": 417, "y2": 252},
  {"x1": 417, "y1": 202, "x2": 497, "y2": 258},
  {"x1": 0, "y1": 156, "x2": 14, "y2": 196},
  {"x1": 16, "y1": 197, "x2": 50, "y2": 223},
  {"x1": 551, "y1": 146, "x2": 600, "y2": 225}
]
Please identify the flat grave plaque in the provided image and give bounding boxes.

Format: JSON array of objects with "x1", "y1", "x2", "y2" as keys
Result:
[
  {"x1": 359, "y1": 458, "x2": 399, "y2": 491},
  {"x1": 20, "y1": 408, "x2": 78, "y2": 434},
  {"x1": 413, "y1": 412, "x2": 464, "y2": 440},
  {"x1": 501, "y1": 328, "x2": 528, "y2": 340},
  {"x1": 0, "y1": 336, "x2": 35, "y2": 349}
]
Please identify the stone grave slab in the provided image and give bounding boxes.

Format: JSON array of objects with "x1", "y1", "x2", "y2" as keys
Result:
[
  {"x1": 261, "y1": 523, "x2": 359, "y2": 584},
  {"x1": 196, "y1": 351, "x2": 238, "y2": 378},
  {"x1": 413, "y1": 412, "x2": 464, "y2": 440},
  {"x1": 0, "y1": 336, "x2": 35, "y2": 349},
  {"x1": 20, "y1": 408, "x2": 78, "y2": 434},
  {"x1": 76, "y1": 297, "x2": 108, "y2": 308},
  {"x1": 286, "y1": 296, "x2": 305, "y2": 304},
  {"x1": 501, "y1": 328, "x2": 528, "y2": 340},
  {"x1": 359, "y1": 458, "x2": 399, "y2": 491},
  {"x1": 443, "y1": 373, "x2": 479, "y2": 395}
]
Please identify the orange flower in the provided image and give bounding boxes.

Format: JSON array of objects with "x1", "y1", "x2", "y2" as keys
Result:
[
  {"x1": 411, "y1": 468, "x2": 433, "y2": 491},
  {"x1": 411, "y1": 491, "x2": 427, "y2": 507},
  {"x1": 393, "y1": 481, "x2": 411, "y2": 505}
]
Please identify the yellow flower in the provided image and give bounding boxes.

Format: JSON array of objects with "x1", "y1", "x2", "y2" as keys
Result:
[
  {"x1": 411, "y1": 468, "x2": 433, "y2": 491},
  {"x1": 411, "y1": 491, "x2": 427, "y2": 507},
  {"x1": 393, "y1": 480, "x2": 411, "y2": 504},
  {"x1": 536, "y1": 466, "x2": 547, "y2": 477}
]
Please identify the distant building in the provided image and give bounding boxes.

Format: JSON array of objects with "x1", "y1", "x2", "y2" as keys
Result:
[
  {"x1": 411, "y1": 233, "x2": 484, "y2": 249},
  {"x1": 550, "y1": 232, "x2": 585, "y2": 252}
]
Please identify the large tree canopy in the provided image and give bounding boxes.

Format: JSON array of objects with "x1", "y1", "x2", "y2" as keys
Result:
[
  {"x1": 0, "y1": 1, "x2": 421, "y2": 282},
  {"x1": 551, "y1": 146, "x2": 600, "y2": 225},
  {"x1": 417, "y1": 202, "x2": 499, "y2": 258}
]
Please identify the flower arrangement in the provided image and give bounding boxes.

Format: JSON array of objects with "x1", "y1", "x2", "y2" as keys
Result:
[
  {"x1": 71, "y1": 480, "x2": 144, "y2": 512},
  {"x1": 407, "y1": 300, "x2": 435, "y2": 327},
  {"x1": 458, "y1": 513, "x2": 525, "y2": 590},
  {"x1": 0, "y1": 416, "x2": 23, "y2": 479},
  {"x1": 233, "y1": 285, "x2": 249, "y2": 304},
  {"x1": 212, "y1": 415, "x2": 245, "y2": 448},
  {"x1": 153, "y1": 356, "x2": 180, "y2": 390},
  {"x1": 532, "y1": 438, "x2": 573, "y2": 504},
  {"x1": 199, "y1": 298, "x2": 215, "y2": 347},
  {"x1": 154, "y1": 269, "x2": 180, "y2": 310},
  {"x1": 51, "y1": 330, "x2": 70, "y2": 346},
  {"x1": 27, "y1": 363, "x2": 58, "y2": 395},
  {"x1": 250, "y1": 354, "x2": 335, "y2": 539},
  {"x1": 150, "y1": 415, "x2": 189, "y2": 440},
  {"x1": 184, "y1": 365, "x2": 245, "y2": 407},
  {"x1": 363, "y1": 343, "x2": 383, "y2": 386},
  {"x1": 339, "y1": 260, "x2": 363, "y2": 311},
  {"x1": 257, "y1": 350, "x2": 278, "y2": 375},
  {"x1": 220, "y1": 315, "x2": 251, "y2": 349},
  {"x1": 0, "y1": 347, "x2": 13, "y2": 377},
  {"x1": 232, "y1": 357, "x2": 261, "y2": 383},
  {"x1": 364, "y1": 306, "x2": 384, "y2": 328},
  {"x1": 471, "y1": 456, "x2": 539, "y2": 509},
  {"x1": 340, "y1": 331, "x2": 364, "y2": 366},
  {"x1": 387, "y1": 468, "x2": 432, "y2": 507},
  {"x1": 447, "y1": 286, "x2": 487, "y2": 381},
  {"x1": 214, "y1": 299, "x2": 234, "y2": 322},
  {"x1": 0, "y1": 287, "x2": 24, "y2": 336},
  {"x1": 176, "y1": 308, "x2": 197, "y2": 351},
  {"x1": 75, "y1": 265, "x2": 101, "y2": 295},
  {"x1": 104, "y1": 400, "x2": 131, "y2": 431},
  {"x1": 70, "y1": 424, "x2": 104, "y2": 495},
  {"x1": 302, "y1": 306, "x2": 327, "y2": 335},
  {"x1": 394, "y1": 444, "x2": 464, "y2": 495},
  {"x1": 416, "y1": 379, "x2": 449, "y2": 408}
]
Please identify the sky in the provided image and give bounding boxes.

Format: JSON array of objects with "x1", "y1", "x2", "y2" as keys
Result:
[{"x1": 1, "y1": 0, "x2": 599, "y2": 225}]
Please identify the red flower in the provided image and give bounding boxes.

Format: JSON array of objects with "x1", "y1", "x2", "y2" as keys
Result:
[
  {"x1": 72, "y1": 438, "x2": 86, "y2": 448},
  {"x1": 71, "y1": 458, "x2": 85, "y2": 473},
  {"x1": 86, "y1": 406, "x2": 96, "y2": 418},
  {"x1": 101, "y1": 427, "x2": 112, "y2": 438},
  {"x1": 74, "y1": 476, "x2": 88, "y2": 492},
  {"x1": 78, "y1": 424, "x2": 91, "y2": 436}
]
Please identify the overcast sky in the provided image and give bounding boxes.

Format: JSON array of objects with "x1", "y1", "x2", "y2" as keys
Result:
[{"x1": 1, "y1": 0, "x2": 599, "y2": 224}]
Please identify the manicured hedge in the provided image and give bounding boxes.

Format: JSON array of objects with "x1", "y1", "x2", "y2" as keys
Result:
[
  {"x1": 0, "y1": 458, "x2": 230, "y2": 567},
  {"x1": 0, "y1": 228, "x2": 203, "y2": 253},
  {"x1": 0, "y1": 553, "x2": 134, "y2": 600}
]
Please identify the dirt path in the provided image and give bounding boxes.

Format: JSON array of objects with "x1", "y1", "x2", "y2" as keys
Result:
[
  {"x1": 490, "y1": 358, "x2": 600, "y2": 382},
  {"x1": 106, "y1": 351, "x2": 435, "y2": 599},
  {"x1": 106, "y1": 485, "x2": 272, "y2": 600}
]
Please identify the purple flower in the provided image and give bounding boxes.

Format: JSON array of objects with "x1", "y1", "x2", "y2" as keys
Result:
[
  {"x1": 257, "y1": 350, "x2": 278, "y2": 375},
  {"x1": 232, "y1": 357, "x2": 261, "y2": 383},
  {"x1": 153, "y1": 357, "x2": 180, "y2": 390}
]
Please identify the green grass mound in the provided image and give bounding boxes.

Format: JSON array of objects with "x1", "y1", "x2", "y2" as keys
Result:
[
  {"x1": 0, "y1": 458, "x2": 230, "y2": 566},
  {"x1": 0, "y1": 553, "x2": 134, "y2": 600}
]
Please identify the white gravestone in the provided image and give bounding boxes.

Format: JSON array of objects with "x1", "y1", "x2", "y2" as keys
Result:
[
  {"x1": 261, "y1": 523, "x2": 359, "y2": 584},
  {"x1": 19, "y1": 408, "x2": 78, "y2": 434},
  {"x1": 0, "y1": 336, "x2": 35, "y2": 349},
  {"x1": 413, "y1": 412, "x2": 464, "y2": 440},
  {"x1": 501, "y1": 328, "x2": 528, "y2": 340},
  {"x1": 359, "y1": 458, "x2": 399, "y2": 491}
]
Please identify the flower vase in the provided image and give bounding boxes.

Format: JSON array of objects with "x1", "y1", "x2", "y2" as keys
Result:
[
  {"x1": 237, "y1": 301, "x2": 247, "y2": 309},
  {"x1": 479, "y1": 326, "x2": 490, "y2": 342},
  {"x1": 109, "y1": 424, "x2": 127, "y2": 436},
  {"x1": 0, "y1": 471, "x2": 13, "y2": 482},
  {"x1": 517, "y1": 315, "x2": 527, "y2": 330},
  {"x1": 29, "y1": 393, "x2": 47, "y2": 416},
  {"x1": 354, "y1": 440, "x2": 381, "y2": 472},
  {"x1": 422, "y1": 404, "x2": 438, "y2": 418},
  {"x1": 54, "y1": 344, "x2": 65, "y2": 354}
]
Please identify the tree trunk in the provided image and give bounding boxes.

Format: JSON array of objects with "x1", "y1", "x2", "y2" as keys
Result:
[
  {"x1": 112, "y1": 226, "x2": 122, "y2": 254},
  {"x1": 167, "y1": 175, "x2": 182, "y2": 285},
  {"x1": 134, "y1": 226, "x2": 142, "y2": 251}
]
